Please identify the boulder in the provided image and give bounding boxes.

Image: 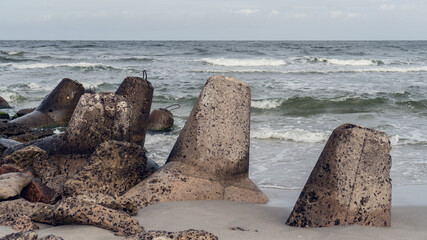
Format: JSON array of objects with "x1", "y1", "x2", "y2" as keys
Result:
[
  {"x1": 125, "y1": 229, "x2": 218, "y2": 240},
  {"x1": 0, "y1": 164, "x2": 28, "y2": 175},
  {"x1": 123, "y1": 76, "x2": 268, "y2": 207},
  {"x1": 9, "y1": 79, "x2": 85, "y2": 128},
  {"x1": 0, "y1": 122, "x2": 30, "y2": 137},
  {"x1": 64, "y1": 92, "x2": 132, "y2": 154},
  {"x1": 0, "y1": 173, "x2": 32, "y2": 200},
  {"x1": 116, "y1": 76, "x2": 153, "y2": 146},
  {"x1": 31, "y1": 197, "x2": 144, "y2": 236},
  {"x1": 286, "y1": 124, "x2": 392, "y2": 228},
  {"x1": 21, "y1": 178, "x2": 57, "y2": 204},
  {"x1": 63, "y1": 140, "x2": 147, "y2": 197},
  {"x1": 147, "y1": 108, "x2": 174, "y2": 131},
  {"x1": 0, "y1": 199, "x2": 48, "y2": 216},
  {"x1": 0, "y1": 97, "x2": 11, "y2": 109},
  {"x1": 0, "y1": 213, "x2": 39, "y2": 232},
  {"x1": 2, "y1": 146, "x2": 48, "y2": 170},
  {"x1": 12, "y1": 108, "x2": 36, "y2": 119}
]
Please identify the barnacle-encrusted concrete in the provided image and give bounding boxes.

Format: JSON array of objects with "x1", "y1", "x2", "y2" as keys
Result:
[
  {"x1": 124, "y1": 75, "x2": 268, "y2": 207},
  {"x1": 286, "y1": 123, "x2": 392, "y2": 228},
  {"x1": 9, "y1": 78, "x2": 85, "y2": 128},
  {"x1": 116, "y1": 76, "x2": 153, "y2": 146},
  {"x1": 63, "y1": 140, "x2": 147, "y2": 197},
  {"x1": 64, "y1": 92, "x2": 132, "y2": 154}
]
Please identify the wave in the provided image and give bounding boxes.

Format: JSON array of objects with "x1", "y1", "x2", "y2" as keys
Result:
[
  {"x1": 0, "y1": 50, "x2": 24, "y2": 56},
  {"x1": 200, "y1": 58, "x2": 286, "y2": 67},
  {"x1": 8, "y1": 62, "x2": 121, "y2": 70},
  {"x1": 251, "y1": 128, "x2": 330, "y2": 143},
  {"x1": 188, "y1": 66, "x2": 427, "y2": 74},
  {"x1": 306, "y1": 57, "x2": 384, "y2": 66},
  {"x1": 251, "y1": 96, "x2": 391, "y2": 115},
  {"x1": 251, "y1": 99, "x2": 284, "y2": 109}
]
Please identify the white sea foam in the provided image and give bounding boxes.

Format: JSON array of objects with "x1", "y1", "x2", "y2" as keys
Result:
[
  {"x1": 11, "y1": 62, "x2": 118, "y2": 70},
  {"x1": 390, "y1": 135, "x2": 399, "y2": 146},
  {"x1": 325, "y1": 58, "x2": 380, "y2": 66},
  {"x1": 189, "y1": 66, "x2": 427, "y2": 74},
  {"x1": 251, "y1": 99, "x2": 284, "y2": 109},
  {"x1": 201, "y1": 58, "x2": 286, "y2": 67},
  {"x1": 251, "y1": 128, "x2": 329, "y2": 143},
  {"x1": 0, "y1": 50, "x2": 23, "y2": 56}
]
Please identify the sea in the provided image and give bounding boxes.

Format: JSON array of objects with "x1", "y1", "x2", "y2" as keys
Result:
[{"x1": 0, "y1": 40, "x2": 426, "y2": 190}]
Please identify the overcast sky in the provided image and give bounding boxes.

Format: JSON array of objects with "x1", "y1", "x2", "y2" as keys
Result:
[{"x1": 1, "y1": 0, "x2": 426, "y2": 40}]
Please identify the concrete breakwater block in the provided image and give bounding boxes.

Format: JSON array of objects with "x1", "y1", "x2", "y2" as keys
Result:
[
  {"x1": 64, "y1": 92, "x2": 132, "y2": 153},
  {"x1": 116, "y1": 76, "x2": 153, "y2": 146},
  {"x1": 10, "y1": 78, "x2": 85, "y2": 128},
  {"x1": 286, "y1": 123, "x2": 392, "y2": 228},
  {"x1": 147, "y1": 108, "x2": 174, "y2": 131},
  {"x1": 124, "y1": 75, "x2": 268, "y2": 206}
]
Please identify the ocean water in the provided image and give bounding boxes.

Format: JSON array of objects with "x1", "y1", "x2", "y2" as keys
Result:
[{"x1": 1, "y1": 40, "x2": 426, "y2": 190}]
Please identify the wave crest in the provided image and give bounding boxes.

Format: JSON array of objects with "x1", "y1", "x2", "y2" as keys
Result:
[
  {"x1": 201, "y1": 58, "x2": 286, "y2": 67},
  {"x1": 251, "y1": 128, "x2": 329, "y2": 143}
]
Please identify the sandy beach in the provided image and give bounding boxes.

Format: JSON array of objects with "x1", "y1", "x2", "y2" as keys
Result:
[{"x1": 1, "y1": 185, "x2": 426, "y2": 240}]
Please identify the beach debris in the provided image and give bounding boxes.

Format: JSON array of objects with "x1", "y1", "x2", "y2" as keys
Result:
[
  {"x1": 9, "y1": 78, "x2": 85, "y2": 129},
  {"x1": 0, "y1": 173, "x2": 32, "y2": 200},
  {"x1": 0, "y1": 231, "x2": 38, "y2": 240},
  {"x1": 228, "y1": 226, "x2": 250, "y2": 231},
  {"x1": 30, "y1": 197, "x2": 144, "y2": 236},
  {"x1": 64, "y1": 92, "x2": 132, "y2": 154},
  {"x1": 287, "y1": 123, "x2": 392, "y2": 228},
  {"x1": 116, "y1": 75, "x2": 153, "y2": 146},
  {"x1": 0, "y1": 97, "x2": 11, "y2": 109},
  {"x1": 63, "y1": 140, "x2": 148, "y2": 197},
  {"x1": 123, "y1": 75, "x2": 268, "y2": 207},
  {"x1": 147, "y1": 104, "x2": 180, "y2": 132},
  {"x1": 12, "y1": 108, "x2": 36, "y2": 120},
  {"x1": 124, "y1": 229, "x2": 218, "y2": 240},
  {"x1": 0, "y1": 213, "x2": 39, "y2": 232}
]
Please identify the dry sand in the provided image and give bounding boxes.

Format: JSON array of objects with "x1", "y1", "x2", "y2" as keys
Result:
[{"x1": 1, "y1": 185, "x2": 426, "y2": 240}]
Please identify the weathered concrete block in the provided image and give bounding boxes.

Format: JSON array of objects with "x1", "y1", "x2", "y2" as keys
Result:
[
  {"x1": 64, "y1": 92, "x2": 132, "y2": 153},
  {"x1": 2, "y1": 146, "x2": 48, "y2": 171},
  {"x1": 286, "y1": 123, "x2": 392, "y2": 228},
  {"x1": 116, "y1": 76, "x2": 153, "y2": 146},
  {"x1": 10, "y1": 78, "x2": 85, "y2": 128},
  {"x1": 63, "y1": 140, "x2": 147, "y2": 197},
  {"x1": 0, "y1": 213, "x2": 39, "y2": 232},
  {"x1": 124, "y1": 76, "x2": 268, "y2": 207}
]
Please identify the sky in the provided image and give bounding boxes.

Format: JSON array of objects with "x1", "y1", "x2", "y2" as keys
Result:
[{"x1": 0, "y1": 0, "x2": 426, "y2": 40}]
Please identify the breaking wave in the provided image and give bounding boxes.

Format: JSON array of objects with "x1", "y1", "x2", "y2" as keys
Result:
[
  {"x1": 306, "y1": 57, "x2": 384, "y2": 66},
  {"x1": 251, "y1": 128, "x2": 330, "y2": 143},
  {"x1": 201, "y1": 58, "x2": 286, "y2": 67}
]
